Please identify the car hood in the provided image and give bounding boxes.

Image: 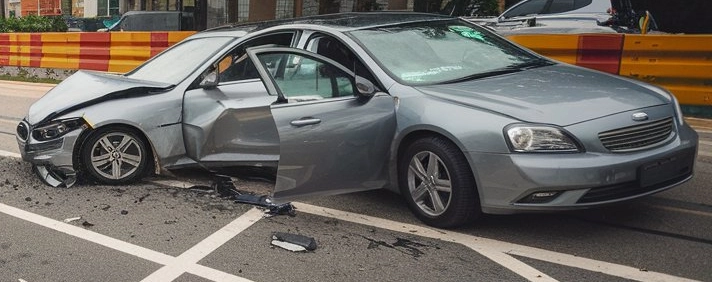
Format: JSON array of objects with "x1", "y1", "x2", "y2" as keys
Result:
[
  {"x1": 28, "y1": 70, "x2": 174, "y2": 125},
  {"x1": 414, "y1": 64, "x2": 669, "y2": 126}
]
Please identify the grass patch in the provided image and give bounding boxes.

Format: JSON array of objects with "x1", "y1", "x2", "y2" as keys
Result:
[{"x1": 0, "y1": 74, "x2": 61, "y2": 84}]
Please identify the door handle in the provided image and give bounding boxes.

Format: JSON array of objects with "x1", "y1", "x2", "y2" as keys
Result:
[{"x1": 290, "y1": 118, "x2": 321, "y2": 127}]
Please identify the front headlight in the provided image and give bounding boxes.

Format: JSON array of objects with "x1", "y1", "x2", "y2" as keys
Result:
[
  {"x1": 32, "y1": 117, "x2": 86, "y2": 141},
  {"x1": 505, "y1": 125, "x2": 581, "y2": 153}
]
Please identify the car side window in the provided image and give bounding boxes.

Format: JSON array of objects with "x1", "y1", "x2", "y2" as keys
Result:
[
  {"x1": 502, "y1": 0, "x2": 548, "y2": 18},
  {"x1": 218, "y1": 32, "x2": 295, "y2": 84},
  {"x1": 257, "y1": 53, "x2": 356, "y2": 102},
  {"x1": 305, "y1": 35, "x2": 378, "y2": 87}
]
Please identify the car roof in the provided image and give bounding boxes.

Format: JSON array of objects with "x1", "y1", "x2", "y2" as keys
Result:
[{"x1": 202, "y1": 12, "x2": 454, "y2": 34}]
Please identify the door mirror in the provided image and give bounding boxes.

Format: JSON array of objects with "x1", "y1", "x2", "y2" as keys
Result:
[
  {"x1": 355, "y1": 76, "x2": 376, "y2": 98},
  {"x1": 199, "y1": 67, "x2": 219, "y2": 89}
]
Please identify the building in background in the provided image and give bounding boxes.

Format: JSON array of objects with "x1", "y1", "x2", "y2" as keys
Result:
[{"x1": 3, "y1": 0, "x2": 509, "y2": 29}]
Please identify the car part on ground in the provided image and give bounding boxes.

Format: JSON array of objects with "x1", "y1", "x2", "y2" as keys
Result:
[
  {"x1": 271, "y1": 232, "x2": 318, "y2": 252},
  {"x1": 17, "y1": 12, "x2": 698, "y2": 228}
]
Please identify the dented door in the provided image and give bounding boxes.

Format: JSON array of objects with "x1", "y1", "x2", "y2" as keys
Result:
[
  {"x1": 182, "y1": 80, "x2": 280, "y2": 168},
  {"x1": 248, "y1": 47, "x2": 397, "y2": 200}
]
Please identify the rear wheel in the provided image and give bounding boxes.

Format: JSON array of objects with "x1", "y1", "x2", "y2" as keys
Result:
[
  {"x1": 80, "y1": 126, "x2": 149, "y2": 185},
  {"x1": 398, "y1": 136, "x2": 481, "y2": 228}
]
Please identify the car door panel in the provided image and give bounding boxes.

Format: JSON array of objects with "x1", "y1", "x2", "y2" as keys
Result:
[
  {"x1": 247, "y1": 47, "x2": 397, "y2": 200},
  {"x1": 271, "y1": 94, "x2": 396, "y2": 199},
  {"x1": 182, "y1": 80, "x2": 280, "y2": 168}
]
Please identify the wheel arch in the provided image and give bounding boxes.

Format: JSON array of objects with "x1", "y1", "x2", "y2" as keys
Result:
[
  {"x1": 73, "y1": 122, "x2": 159, "y2": 176},
  {"x1": 393, "y1": 127, "x2": 480, "y2": 196}
]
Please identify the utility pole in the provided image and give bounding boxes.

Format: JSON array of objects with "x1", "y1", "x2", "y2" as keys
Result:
[{"x1": 1, "y1": 0, "x2": 5, "y2": 18}]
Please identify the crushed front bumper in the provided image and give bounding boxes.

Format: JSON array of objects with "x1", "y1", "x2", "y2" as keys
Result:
[{"x1": 16, "y1": 119, "x2": 84, "y2": 187}]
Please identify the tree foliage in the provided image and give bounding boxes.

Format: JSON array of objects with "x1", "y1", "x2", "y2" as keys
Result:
[{"x1": 0, "y1": 16, "x2": 68, "y2": 33}]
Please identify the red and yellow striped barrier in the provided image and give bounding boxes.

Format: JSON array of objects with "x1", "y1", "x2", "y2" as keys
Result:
[
  {"x1": 0, "y1": 31, "x2": 195, "y2": 73},
  {"x1": 0, "y1": 31, "x2": 710, "y2": 108}
]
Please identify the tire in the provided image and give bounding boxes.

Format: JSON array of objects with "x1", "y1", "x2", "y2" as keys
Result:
[
  {"x1": 80, "y1": 126, "x2": 149, "y2": 185},
  {"x1": 398, "y1": 136, "x2": 481, "y2": 228}
]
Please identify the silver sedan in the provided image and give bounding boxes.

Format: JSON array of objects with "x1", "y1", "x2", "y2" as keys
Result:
[{"x1": 16, "y1": 13, "x2": 697, "y2": 227}]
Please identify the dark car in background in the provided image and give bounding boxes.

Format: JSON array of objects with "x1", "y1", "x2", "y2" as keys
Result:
[{"x1": 464, "y1": 0, "x2": 658, "y2": 35}]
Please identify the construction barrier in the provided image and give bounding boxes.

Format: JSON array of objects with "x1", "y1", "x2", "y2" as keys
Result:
[
  {"x1": 0, "y1": 31, "x2": 710, "y2": 108},
  {"x1": 0, "y1": 31, "x2": 195, "y2": 73}
]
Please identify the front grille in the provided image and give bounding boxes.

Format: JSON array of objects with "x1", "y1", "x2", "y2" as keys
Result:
[
  {"x1": 598, "y1": 117, "x2": 673, "y2": 152},
  {"x1": 577, "y1": 148, "x2": 695, "y2": 203},
  {"x1": 577, "y1": 172, "x2": 691, "y2": 203},
  {"x1": 16, "y1": 121, "x2": 29, "y2": 141}
]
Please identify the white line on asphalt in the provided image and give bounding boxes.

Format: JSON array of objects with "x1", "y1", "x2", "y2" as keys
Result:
[
  {"x1": 0, "y1": 150, "x2": 21, "y2": 158},
  {"x1": 0, "y1": 202, "x2": 176, "y2": 265},
  {"x1": 141, "y1": 208, "x2": 263, "y2": 282},
  {"x1": 1, "y1": 152, "x2": 705, "y2": 282},
  {"x1": 647, "y1": 204, "x2": 712, "y2": 218},
  {"x1": 0, "y1": 201, "x2": 255, "y2": 282},
  {"x1": 699, "y1": 140, "x2": 712, "y2": 146},
  {"x1": 294, "y1": 202, "x2": 698, "y2": 282}
]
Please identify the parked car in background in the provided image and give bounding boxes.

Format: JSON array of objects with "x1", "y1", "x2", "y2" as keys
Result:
[
  {"x1": 465, "y1": 0, "x2": 658, "y2": 35},
  {"x1": 17, "y1": 13, "x2": 696, "y2": 228},
  {"x1": 100, "y1": 11, "x2": 194, "y2": 31}
]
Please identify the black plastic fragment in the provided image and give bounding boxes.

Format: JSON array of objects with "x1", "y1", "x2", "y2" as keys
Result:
[
  {"x1": 210, "y1": 174, "x2": 296, "y2": 217},
  {"x1": 272, "y1": 232, "x2": 317, "y2": 251}
]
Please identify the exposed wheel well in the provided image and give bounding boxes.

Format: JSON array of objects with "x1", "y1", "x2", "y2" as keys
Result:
[
  {"x1": 73, "y1": 123, "x2": 156, "y2": 176},
  {"x1": 396, "y1": 130, "x2": 477, "y2": 184},
  {"x1": 398, "y1": 130, "x2": 464, "y2": 165}
]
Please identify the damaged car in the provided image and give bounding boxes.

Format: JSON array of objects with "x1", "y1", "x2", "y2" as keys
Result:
[{"x1": 17, "y1": 12, "x2": 697, "y2": 227}]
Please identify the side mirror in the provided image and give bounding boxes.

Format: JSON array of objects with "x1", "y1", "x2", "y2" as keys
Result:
[
  {"x1": 199, "y1": 67, "x2": 219, "y2": 89},
  {"x1": 355, "y1": 76, "x2": 376, "y2": 98}
]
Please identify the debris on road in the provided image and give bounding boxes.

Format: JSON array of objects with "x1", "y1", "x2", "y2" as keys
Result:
[
  {"x1": 81, "y1": 221, "x2": 94, "y2": 228},
  {"x1": 193, "y1": 175, "x2": 297, "y2": 217},
  {"x1": 271, "y1": 232, "x2": 317, "y2": 252},
  {"x1": 63, "y1": 216, "x2": 82, "y2": 223}
]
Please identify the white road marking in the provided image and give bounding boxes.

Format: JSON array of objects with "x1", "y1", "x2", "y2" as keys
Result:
[
  {"x1": 141, "y1": 208, "x2": 263, "y2": 282},
  {"x1": 699, "y1": 140, "x2": 712, "y2": 146},
  {"x1": 0, "y1": 202, "x2": 176, "y2": 265},
  {"x1": 0, "y1": 202, "x2": 256, "y2": 282},
  {"x1": 0, "y1": 150, "x2": 21, "y2": 158},
  {"x1": 647, "y1": 204, "x2": 712, "y2": 218},
  {"x1": 294, "y1": 202, "x2": 698, "y2": 282},
  {"x1": 0, "y1": 151, "x2": 707, "y2": 282}
]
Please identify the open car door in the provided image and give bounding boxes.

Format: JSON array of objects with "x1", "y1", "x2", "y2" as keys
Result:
[{"x1": 247, "y1": 47, "x2": 397, "y2": 201}]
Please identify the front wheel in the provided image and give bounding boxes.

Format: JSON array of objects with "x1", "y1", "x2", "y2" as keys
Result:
[
  {"x1": 398, "y1": 136, "x2": 481, "y2": 228},
  {"x1": 80, "y1": 127, "x2": 150, "y2": 185}
]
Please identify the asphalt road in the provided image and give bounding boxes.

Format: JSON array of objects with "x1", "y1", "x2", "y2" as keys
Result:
[{"x1": 1, "y1": 81, "x2": 711, "y2": 282}]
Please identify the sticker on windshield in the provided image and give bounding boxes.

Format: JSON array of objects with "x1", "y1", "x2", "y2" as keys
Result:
[
  {"x1": 401, "y1": 66, "x2": 464, "y2": 82},
  {"x1": 449, "y1": 26, "x2": 486, "y2": 42}
]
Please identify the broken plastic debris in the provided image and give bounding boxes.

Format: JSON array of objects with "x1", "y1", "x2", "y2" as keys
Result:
[
  {"x1": 211, "y1": 175, "x2": 296, "y2": 217},
  {"x1": 271, "y1": 232, "x2": 317, "y2": 252},
  {"x1": 63, "y1": 217, "x2": 82, "y2": 223},
  {"x1": 82, "y1": 221, "x2": 94, "y2": 227}
]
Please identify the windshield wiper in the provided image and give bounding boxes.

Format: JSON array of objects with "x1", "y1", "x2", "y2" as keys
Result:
[{"x1": 440, "y1": 59, "x2": 553, "y2": 84}]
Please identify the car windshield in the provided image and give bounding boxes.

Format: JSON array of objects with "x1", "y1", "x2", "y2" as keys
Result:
[
  {"x1": 125, "y1": 37, "x2": 234, "y2": 85},
  {"x1": 349, "y1": 20, "x2": 546, "y2": 85}
]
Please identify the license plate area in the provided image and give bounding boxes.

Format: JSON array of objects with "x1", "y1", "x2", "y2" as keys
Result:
[{"x1": 639, "y1": 150, "x2": 694, "y2": 188}]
